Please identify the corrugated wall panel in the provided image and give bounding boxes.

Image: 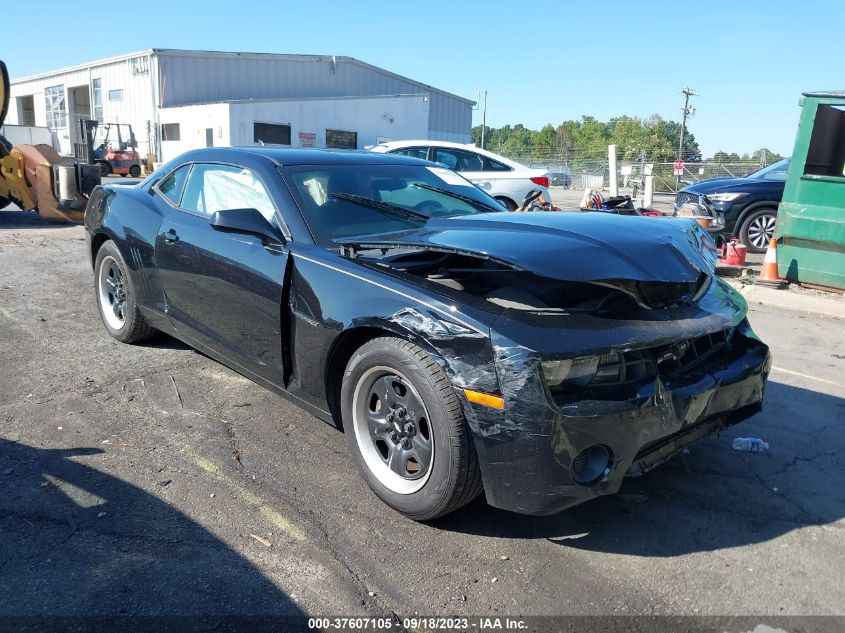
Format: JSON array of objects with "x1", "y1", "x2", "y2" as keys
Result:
[
  {"x1": 9, "y1": 55, "x2": 156, "y2": 155},
  {"x1": 428, "y1": 93, "x2": 472, "y2": 143},
  {"x1": 157, "y1": 53, "x2": 465, "y2": 107}
]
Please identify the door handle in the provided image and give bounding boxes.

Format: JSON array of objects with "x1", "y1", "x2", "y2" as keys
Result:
[{"x1": 164, "y1": 228, "x2": 179, "y2": 244}]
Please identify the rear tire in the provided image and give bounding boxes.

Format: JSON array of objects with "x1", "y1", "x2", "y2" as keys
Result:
[
  {"x1": 739, "y1": 208, "x2": 777, "y2": 253},
  {"x1": 494, "y1": 196, "x2": 517, "y2": 211},
  {"x1": 341, "y1": 337, "x2": 483, "y2": 520},
  {"x1": 94, "y1": 240, "x2": 155, "y2": 343},
  {"x1": 128, "y1": 165, "x2": 141, "y2": 178}
]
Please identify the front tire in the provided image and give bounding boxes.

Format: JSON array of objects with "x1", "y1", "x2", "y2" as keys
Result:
[
  {"x1": 94, "y1": 240, "x2": 155, "y2": 343},
  {"x1": 739, "y1": 208, "x2": 777, "y2": 253},
  {"x1": 341, "y1": 337, "x2": 483, "y2": 520}
]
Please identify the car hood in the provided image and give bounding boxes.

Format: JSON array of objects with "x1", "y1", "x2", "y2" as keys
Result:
[
  {"x1": 338, "y1": 212, "x2": 717, "y2": 285},
  {"x1": 681, "y1": 177, "x2": 784, "y2": 195}
]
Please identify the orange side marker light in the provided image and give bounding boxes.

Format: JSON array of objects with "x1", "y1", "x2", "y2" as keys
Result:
[{"x1": 463, "y1": 389, "x2": 505, "y2": 410}]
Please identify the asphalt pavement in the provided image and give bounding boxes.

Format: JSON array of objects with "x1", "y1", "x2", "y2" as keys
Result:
[{"x1": 1, "y1": 210, "x2": 843, "y2": 627}]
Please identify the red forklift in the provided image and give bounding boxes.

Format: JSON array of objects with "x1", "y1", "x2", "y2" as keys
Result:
[{"x1": 78, "y1": 118, "x2": 142, "y2": 177}]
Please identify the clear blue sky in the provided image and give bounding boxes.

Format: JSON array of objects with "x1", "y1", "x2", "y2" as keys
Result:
[{"x1": 4, "y1": 0, "x2": 841, "y2": 158}]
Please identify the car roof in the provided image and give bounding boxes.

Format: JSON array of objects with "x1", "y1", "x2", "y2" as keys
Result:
[
  {"x1": 374, "y1": 140, "x2": 530, "y2": 170},
  {"x1": 378, "y1": 139, "x2": 476, "y2": 150},
  {"x1": 174, "y1": 146, "x2": 432, "y2": 167}
]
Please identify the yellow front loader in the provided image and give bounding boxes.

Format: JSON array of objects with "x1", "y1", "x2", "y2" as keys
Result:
[{"x1": 0, "y1": 60, "x2": 100, "y2": 222}]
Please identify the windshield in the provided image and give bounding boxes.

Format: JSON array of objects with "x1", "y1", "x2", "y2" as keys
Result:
[
  {"x1": 746, "y1": 158, "x2": 791, "y2": 181},
  {"x1": 284, "y1": 164, "x2": 503, "y2": 246}
]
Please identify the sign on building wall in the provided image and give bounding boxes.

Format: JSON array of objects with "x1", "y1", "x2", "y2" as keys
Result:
[
  {"x1": 326, "y1": 129, "x2": 357, "y2": 149},
  {"x1": 299, "y1": 132, "x2": 316, "y2": 148}
]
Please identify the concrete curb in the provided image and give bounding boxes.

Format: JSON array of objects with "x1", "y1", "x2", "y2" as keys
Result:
[{"x1": 726, "y1": 280, "x2": 845, "y2": 319}]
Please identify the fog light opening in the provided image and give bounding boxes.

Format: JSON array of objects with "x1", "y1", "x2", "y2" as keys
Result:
[{"x1": 571, "y1": 445, "x2": 613, "y2": 485}]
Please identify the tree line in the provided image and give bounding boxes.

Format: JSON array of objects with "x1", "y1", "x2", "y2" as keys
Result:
[{"x1": 471, "y1": 116, "x2": 783, "y2": 165}]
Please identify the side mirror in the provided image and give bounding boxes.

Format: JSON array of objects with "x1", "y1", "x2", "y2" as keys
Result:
[{"x1": 210, "y1": 208, "x2": 283, "y2": 244}]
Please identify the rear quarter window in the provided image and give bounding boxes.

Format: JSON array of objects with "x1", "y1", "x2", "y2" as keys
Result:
[
  {"x1": 156, "y1": 164, "x2": 191, "y2": 205},
  {"x1": 483, "y1": 157, "x2": 512, "y2": 172}
]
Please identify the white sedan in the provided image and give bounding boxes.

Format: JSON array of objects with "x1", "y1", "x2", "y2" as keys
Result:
[{"x1": 370, "y1": 140, "x2": 551, "y2": 211}]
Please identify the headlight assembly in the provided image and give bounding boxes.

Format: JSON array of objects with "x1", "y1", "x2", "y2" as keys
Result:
[
  {"x1": 541, "y1": 357, "x2": 599, "y2": 390},
  {"x1": 707, "y1": 192, "x2": 748, "y2": 202}
]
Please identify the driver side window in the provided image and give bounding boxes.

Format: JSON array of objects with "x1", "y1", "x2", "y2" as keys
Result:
[{"x1": 180, "y1": 164, "x2": 277, "y2": 222}]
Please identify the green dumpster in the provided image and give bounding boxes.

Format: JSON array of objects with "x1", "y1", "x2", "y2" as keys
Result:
[{"x1": 776, "y1": 92, "x2": 845, "y2": 290}]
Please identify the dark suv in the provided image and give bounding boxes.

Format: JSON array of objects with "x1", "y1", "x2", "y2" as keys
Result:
[{"x1": 674, "y1": 158, "x2": 791, "y2": 252}]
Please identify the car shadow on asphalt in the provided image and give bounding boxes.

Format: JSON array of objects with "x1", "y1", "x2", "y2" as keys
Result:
[
  {"x1": 0, "y1": 439, "x2": 309, "y2": 631},
  {"x1": 433, "y1": 382, "x2": 844, "y2": 557},
  {"x1": 0, "y1": 210, "x2": 78, "y2": 230},
  {"x1": 140, "y1": 333, "x2": 195, "y2": 351}
]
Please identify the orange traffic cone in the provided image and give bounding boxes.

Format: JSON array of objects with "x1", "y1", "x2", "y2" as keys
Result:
[{"x1": 755, "y1": 237, "x2": 786, "y2": 288}]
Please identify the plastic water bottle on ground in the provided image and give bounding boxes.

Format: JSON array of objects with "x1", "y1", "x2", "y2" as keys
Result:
[{"x1": 732, "y1": 437, "x2": 769, "y2": 452}]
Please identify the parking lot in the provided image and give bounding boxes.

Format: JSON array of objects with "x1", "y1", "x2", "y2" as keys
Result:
[{"x1": 1, "y1": 207, "x2": 843, "y2": 625}]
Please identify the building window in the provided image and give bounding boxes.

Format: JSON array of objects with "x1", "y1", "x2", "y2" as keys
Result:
[
  {"x1": 18, "y1": 95, "x2": 36, "y2": 126},
  {"x1": 44, "y1": 85, "x2": 67, "y2": 128},
  {"x1": 161, "y1": 123, "x2": 181, "y2": 141},
  {"x1": 254, "y1": 122, "x2": 291, "y2": 146},
  {"x1": 92, "y1": 79, "x2": 103, "y2": 122},
  {"x1": 326, "y1": 129, "x2": 357, "y2": 149},
  {"x1": 108, "y1": 89, "x2": 124, "y2": 102}
]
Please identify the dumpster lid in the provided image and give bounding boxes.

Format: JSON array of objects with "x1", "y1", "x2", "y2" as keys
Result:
[{"x1": 802, "y1": 91, "x2": 845, "y2": 99}]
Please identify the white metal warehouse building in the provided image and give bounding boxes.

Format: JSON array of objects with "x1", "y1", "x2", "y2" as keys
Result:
[{"x1": 5, "y1": 49, "x2": 474, "y2": 162}]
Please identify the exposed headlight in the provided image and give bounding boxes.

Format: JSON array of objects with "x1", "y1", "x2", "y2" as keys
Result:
[
  {"x1": 707, "y1": 192, "x2": 748, "y2": 202},
  {"x1": 541, "y1": 357, "x2": 599, "y2": 390}
]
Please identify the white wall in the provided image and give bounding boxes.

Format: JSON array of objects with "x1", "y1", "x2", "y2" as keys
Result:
[
  {"x1": 229, "y1": 95, "x2": 429, "y2": 149},
  {"x1": 8, "y1": 53, "x2": 156, "y2": 156},
  {"x1": 157, "y1": 103, "x2": 231, "y2": 162},
  {"x1": 158, "y1": 95, "x2": 430, "y2": 162}
]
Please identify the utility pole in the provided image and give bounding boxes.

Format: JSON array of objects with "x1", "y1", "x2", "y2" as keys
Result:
[
  {"x1": 480, "y1": 90, "x2": 488, "y2": 150},
  {"x1": 677, "y1": 87, "x2": 696, "y2": 188},
  {"x1": 678, "y1": 87, "x2": 696, "y2": 160}
]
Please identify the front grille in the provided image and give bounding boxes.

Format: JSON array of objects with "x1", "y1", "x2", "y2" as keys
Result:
[
  {"x1": 675, "y1": 191, "x2": 699, "y2": 207},
  {"x1": 674, "y1": 192, "x2": 719, "y2": 218},
  {"x1": 588, "y1": 327, "x2": 735, "y2": 389}
]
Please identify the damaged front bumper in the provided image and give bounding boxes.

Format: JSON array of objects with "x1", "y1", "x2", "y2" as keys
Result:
[{"x1": 457, "y1": 286, "x2": 771, "y2": 516}]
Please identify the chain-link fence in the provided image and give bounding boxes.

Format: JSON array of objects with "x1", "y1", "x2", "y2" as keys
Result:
[
  {"x1": 646, "y1": 161, "x2": 764, "y2": 193},
  {"x1": 521, "y1": 159, "x2": 608, "y2": 190},
  {"x1": 496, "y1": 150, "x2": 768, "y2": 194}
]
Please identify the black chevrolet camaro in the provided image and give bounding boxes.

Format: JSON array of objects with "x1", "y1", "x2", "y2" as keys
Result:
[{"x1": 84, "y1": 147, "x2": 771, "y2": 519}]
